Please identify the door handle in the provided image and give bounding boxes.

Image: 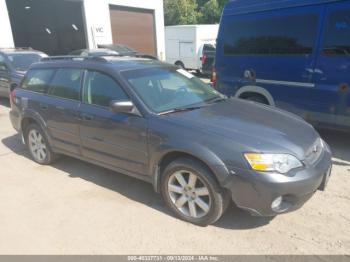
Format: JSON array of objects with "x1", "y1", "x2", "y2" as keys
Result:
[{"x1": 39, "y1": 103, "x2": 48, "y2": 110}]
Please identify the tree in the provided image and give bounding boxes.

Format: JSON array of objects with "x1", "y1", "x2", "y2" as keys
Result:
[
  {"x1": 163, "y1": 0, "x2": 228, "y2": 26},
  {"x1": 164, "y1": 0, "x2": 200, "y2": 26},
  {"x1": 200, "y1": 0, "x2": 221, "y2": 24}
]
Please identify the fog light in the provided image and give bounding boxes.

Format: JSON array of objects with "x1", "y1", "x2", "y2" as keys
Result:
[{"x1": 271, "y1": 196, "x2": 283, "y2": 211}]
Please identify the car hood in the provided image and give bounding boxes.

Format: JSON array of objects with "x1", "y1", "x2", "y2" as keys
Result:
[{"x1": 162, "y1": 99, "x2": 319, "y2": 160}]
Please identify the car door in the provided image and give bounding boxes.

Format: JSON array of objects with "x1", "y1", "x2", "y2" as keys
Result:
[
  {"x1": 78, "y1": 70, "x2": 148, "y2": 176},
  {"x1": 0, "y1": 54, "x2": 11, "y2": 97},
  {"x1": 45, "y1": 68, "x2": 83, "y2": 155},
  {"x1": 311, "y1": 1, "x2": 350, "y2": 128}
]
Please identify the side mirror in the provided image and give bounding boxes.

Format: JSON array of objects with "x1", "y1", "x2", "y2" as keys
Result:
[{"x1": 110, "y1": 100, "x2": 135, "y2": 114}]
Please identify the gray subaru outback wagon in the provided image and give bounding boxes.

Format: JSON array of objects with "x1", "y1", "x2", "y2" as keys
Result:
[{"x1": 9, "y1": 56, "x2": 332, "y2": 226}]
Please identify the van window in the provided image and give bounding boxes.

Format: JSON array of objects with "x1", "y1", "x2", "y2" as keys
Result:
[
  {"x1": 223, "y1": 14, "x2": 319, "y2": 55},
  {"x1": 83, "y1": 71, "x2": 128, "y2": 107},
  {"x1": 323, "y1": 9, "x2": 350, "y2": 56},
  {"x1": 21, "y1": 69, "x2": 55, "y2": 93},
  {"x1": 48, "y1": 69, "x2": 82, "y2": 100}
]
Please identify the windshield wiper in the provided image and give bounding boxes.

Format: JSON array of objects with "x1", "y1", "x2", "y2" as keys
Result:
[{"x1": 158, "y1": 106, "x2": 203, "y2": 116}]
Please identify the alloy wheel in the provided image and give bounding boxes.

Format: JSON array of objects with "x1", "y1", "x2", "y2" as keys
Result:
[
  {"x1": 167, "y1": 170, "x2": 211, "y2": 219},
  {"x1": 28, "y1": 129, "x2": 47, "y2": 162}
]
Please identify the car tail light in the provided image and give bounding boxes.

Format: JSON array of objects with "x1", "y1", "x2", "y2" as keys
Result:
[
  {"x1": 9, "y1": 89, "x2": 16, "y2": 108},
  {"x1": 201, "y1": 55, "x2": 207, "y2": 65},
  {"x1": 211, "y1": 67, "x2": 217, "y2": 87}
]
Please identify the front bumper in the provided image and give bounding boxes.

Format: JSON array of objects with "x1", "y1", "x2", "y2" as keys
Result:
[{"x1": 223, "y1": 145, "x2": 332, "y2": 216}]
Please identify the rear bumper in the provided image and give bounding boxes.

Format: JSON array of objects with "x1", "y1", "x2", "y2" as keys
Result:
[{"x1": 222, "y1": 145, "x2": 332, "y2": 216}]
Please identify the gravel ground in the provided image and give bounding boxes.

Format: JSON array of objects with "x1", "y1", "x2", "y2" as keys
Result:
[{"x1": 0, "y1": 97, "x2": 349, "y2": 255}]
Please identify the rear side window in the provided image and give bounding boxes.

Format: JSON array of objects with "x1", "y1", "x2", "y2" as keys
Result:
[
  {"x1": 48, "y1": 69, "x2": 83, "y2": 100},
  {"x1": 223, "y1": 14, "x2": 319, "y2": 55},
  {"x1": 21, "y1": 69, "x2": 55, "y2": 93},
  {"x1": 323, "y1": 9, "x2": 350, "y2": 56},
  {"x1": 83, "y1": 71, "x2": 128, "y2": 107}
]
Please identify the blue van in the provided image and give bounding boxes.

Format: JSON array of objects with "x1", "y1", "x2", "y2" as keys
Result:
[{"x1": 215, "y1": 0, "x2": 350, "y2": 131}]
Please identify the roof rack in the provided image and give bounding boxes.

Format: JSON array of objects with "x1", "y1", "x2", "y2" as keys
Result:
[{"x1": 40, "y1": 56, "x2": 108, "y2": 62}]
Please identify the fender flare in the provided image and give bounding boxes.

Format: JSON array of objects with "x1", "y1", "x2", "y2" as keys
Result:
[
  {"x1": 20, "y1": 109, "x2": 54, "y2": 147},
  {"x1": 235, "y1": 85, "x2": 276, "y2": 107},
  {"x1": 150, "y1": 141, "x2": 230, "y2": 193}
]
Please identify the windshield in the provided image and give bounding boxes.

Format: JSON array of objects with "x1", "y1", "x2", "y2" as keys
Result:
[
  {"x1": 7, "y1": 53, "x2": 46, "y2": 71},
  {"x1": 122, "y1": 67, "x2": 223, "y2": 114}
]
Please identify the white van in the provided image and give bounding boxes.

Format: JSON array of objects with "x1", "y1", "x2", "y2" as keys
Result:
[{"x1": 165, "y1": 25, "x2": 219, "y2": 74}]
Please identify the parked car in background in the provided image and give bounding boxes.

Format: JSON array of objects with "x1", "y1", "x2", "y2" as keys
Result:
[
  {"x1": 0, "y1": 48, "x2": 47, "y2": 97},
  {"x1": 98, "y1": 44, "x2": 158, "y2": 60},
  {"x1": 9, "y1": 55, "x2": 332, "y2": 226},
  {"x1": 215, "y1": 0, "x2": 350, "y2": 132},
  {"x1": 69, "y1": 48, "x2": 119, "y2": 57},
  {"x1": 165, "y1": 25, "x2": 218, "y2": 75},
  {"x1": 201, "y1": 43, "x2": 216, "y2": 76}
]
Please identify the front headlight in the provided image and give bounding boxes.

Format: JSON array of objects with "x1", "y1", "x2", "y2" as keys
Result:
[{"x1": 244, "y1": 153, "x2": 303, "y2": 174}]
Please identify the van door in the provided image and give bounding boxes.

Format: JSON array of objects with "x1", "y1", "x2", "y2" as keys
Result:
[
  {"x1": 180, "y1": 42, "x2": 196, "y2": 69},
  {"x1": 217, "y1": 6, "x2": 323, "y2": 115},
  {"x1": 311, "y1": 2, "x2": 350, "y2": 129}
]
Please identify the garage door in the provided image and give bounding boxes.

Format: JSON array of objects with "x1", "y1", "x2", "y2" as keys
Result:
[{"x1": 109, "y1": 6, "x2": 157, "y2": 56}]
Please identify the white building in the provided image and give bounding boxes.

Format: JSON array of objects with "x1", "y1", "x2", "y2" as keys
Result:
[{"x1": 0, "y1": 0, "x2": 165, "y2": 60}]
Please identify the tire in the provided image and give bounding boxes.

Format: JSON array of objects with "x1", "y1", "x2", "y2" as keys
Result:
[
  {"x1": 25, "y1": 123, "x2": 57, "y2": 165},
  {"x1": 243, "y1": 94, "x2": 269, "y2": 105},
  {"x1": 161, "y1": 158, "x2": 229, "y2": 226},
  {"x1": 175, "y1": 61, "x2": 185, "y2": 69}
]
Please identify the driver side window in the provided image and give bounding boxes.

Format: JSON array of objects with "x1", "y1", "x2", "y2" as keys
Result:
[{"x1": 83, "y1": 71, "x2": 128, "y2": 107}]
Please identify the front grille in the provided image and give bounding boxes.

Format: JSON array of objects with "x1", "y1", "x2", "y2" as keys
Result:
[{"x1": 305, "y1": 138, "x2": 324, "y2": 165}]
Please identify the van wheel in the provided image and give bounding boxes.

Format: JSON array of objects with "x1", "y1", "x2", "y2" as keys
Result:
[
  {"x1": 25, "y1": 123, "x2": 57, "y2": 165},
  {"x1": 161, "y1": 158, "x2": 229, "y2": 226},
  {"x1": 243, "y1": 94, "x2": 269, "y2": 105},
  {"x1": 175, "y1": 61, "x2": 185, "y2": 69}
]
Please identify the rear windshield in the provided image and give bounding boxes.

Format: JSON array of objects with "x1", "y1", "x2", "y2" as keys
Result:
[
  {"x1": 7, "y1": 53, "x2": 46, "y2": 71},
  {"x1": 203, "y1": 44, "x2": 216, "y2": 53}
]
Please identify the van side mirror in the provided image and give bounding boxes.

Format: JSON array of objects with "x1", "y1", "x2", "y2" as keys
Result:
[{"x1": 110, "y1": 100, "x2": 135, "y2": 114}]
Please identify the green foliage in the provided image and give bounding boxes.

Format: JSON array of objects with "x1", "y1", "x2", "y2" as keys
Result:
[
  {"x1": 164, "y1": 0, "x2": 200, "y2": 26},
  {"x1": 164, "y1": 0, "x2": 228, "y2": 26}
]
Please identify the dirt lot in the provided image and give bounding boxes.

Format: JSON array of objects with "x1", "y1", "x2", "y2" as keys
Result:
[{"x1": 0, "y1": 97, "x2": 349, "y2": 255}]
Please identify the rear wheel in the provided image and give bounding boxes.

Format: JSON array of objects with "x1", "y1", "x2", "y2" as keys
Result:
[
  {"x1": 242, "y1": 94, "x2": 269, "y2": 105},
  {"x1": 161, "y1": 158, "x2": 228, "y2": 226},
  {"x1": 175, "y1": 61, "x2": 185, "y2": 69},
  {"x1": 26, "y1": 123, "x2": 57, "y2": 165}
]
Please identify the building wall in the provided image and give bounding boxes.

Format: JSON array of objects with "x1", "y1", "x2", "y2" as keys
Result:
[
  {"x1": 83, "y1": 0, "x2": 166, "y2": 60},
  {"x1": 0, "y1": 0, "x2": 14, "y2": 48},
  {"x1": 0, "y1": 0, "x2": 165, "y2": 60}
]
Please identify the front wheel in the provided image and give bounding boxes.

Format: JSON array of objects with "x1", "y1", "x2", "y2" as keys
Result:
[{"x1": 161, "y1": 158, "x2": 228, "y2": 226}]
